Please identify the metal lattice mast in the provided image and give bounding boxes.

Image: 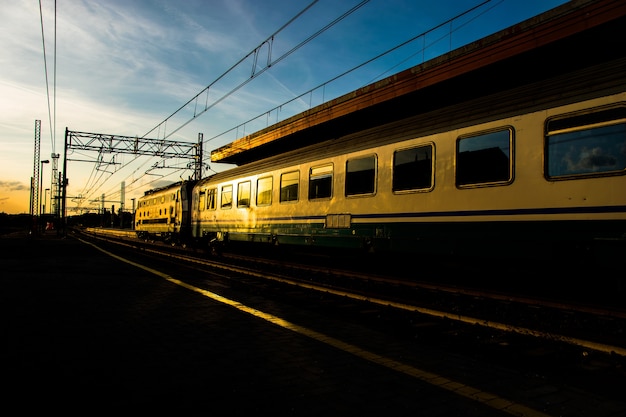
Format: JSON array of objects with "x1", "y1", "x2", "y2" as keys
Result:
[
  {"x1": 61, "y1": 129, "x2": 204, "y2": 223},
  {"x1": 65, "y1": 130, "x2": 202, "y2": 158},
  {"x1": 50, "y1": 153, "x2": 60, "y2": 217},
  {"x1": 120, "y1": 181, "x2": 125, "y2": 212},
  {"x1": 31, "y1": 120, "x2": 41, "y2": 216},
  {"x1": 195, "y1": 133, "x2": 203, "y2": 180}
]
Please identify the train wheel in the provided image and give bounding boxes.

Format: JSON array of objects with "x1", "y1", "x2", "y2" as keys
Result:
[{"x1": 207, "y1": 238, "x2": 222, "y2": 257}]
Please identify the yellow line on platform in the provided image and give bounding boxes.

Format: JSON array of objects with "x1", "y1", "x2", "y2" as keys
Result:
[{"x1": 81, "y1": 237, "x2": 552, "y2": 417}]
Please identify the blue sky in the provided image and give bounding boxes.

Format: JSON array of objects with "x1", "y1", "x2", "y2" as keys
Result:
[{"x1": 0, "y1": 0, "x2": 568, "y2": 214}]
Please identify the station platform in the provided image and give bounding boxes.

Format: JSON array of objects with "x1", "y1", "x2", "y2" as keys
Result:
[
  {"x1": 2, "y1": 230, "x2": 624, "y2": 416},
  {"x1": 1, "y1": 231, "x2": 479, "y2": 415}
]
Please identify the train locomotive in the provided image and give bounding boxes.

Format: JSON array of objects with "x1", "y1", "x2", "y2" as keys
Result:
[
  {"x1": 135, "y1": 0, "x2": 626, "y2": 266},
  {"x1": 134, "y1": 180, "x2": 195, "y2": 245}
]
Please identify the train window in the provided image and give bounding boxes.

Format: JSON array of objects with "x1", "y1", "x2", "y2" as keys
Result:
[
  {"x1": 207, "y1": 188, "x2": 217, "y2": 210},
  {"x1": 309, "y1": 164, "x2": 333, "y2": 200},
  {"x1": 456, "y1": 128, "x2": 512, "y2": 187},
  {"x1": 393, "y1": 144, "x2": 433, "y2": 192},
  {"x1": 346, "y1": 155, "x2": 376, "y2": 196},
  {"x1": 546, "y1": 106, "x2": 626, "y2": 179},
  {"x1": 280, "y1": 171, "x2": 299, "y2": 203},
  {"x1": 257, "y1": 176, "x2": 272, "y2": 206},
  {"x1": 221, "y1": 185, "x2": 233, "y2": 209},
  {"x1": 237, "y1": 181, "x2": 251, "y2": 208},
  {"x1": 198, "y1": 190, "x2": 206, "y2": 212}
]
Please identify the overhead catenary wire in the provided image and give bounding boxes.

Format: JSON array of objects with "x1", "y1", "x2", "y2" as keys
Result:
[
  {"x1": 142, "y1": 0, "x2": 320, "y2": 140},
  {"x1": 78, "y1": 0, "x2": 370, "y2": 210},
  {"x1": 66, "y1": 0, "x2": 499, "y2": 212},
  {"x1": 205, "y1": 0, "x2": 493, "y2": 145},
  {"x1": 38, "y1": 0, "x2": 56, "y2": 153},
  {"x1": 53, "y1": 0, "x2": 57, "y2": 154},
  {"x1": 142, "y1": 0, "x2": 370, "y2": 141},
  {"x1": 364, "y1": 0, "x2": 499, "y2": 83}
]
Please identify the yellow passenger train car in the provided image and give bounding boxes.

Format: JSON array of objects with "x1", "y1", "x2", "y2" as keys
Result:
[
  {"x1": 189, "y1": 0, "x2": 626, "y2": 262},
  {"x1": 135, "y1": 180, "x2": 195, "y2": 244},
  {"x1": 190, "y1": 92, "x2": 626, "y2": 261}
]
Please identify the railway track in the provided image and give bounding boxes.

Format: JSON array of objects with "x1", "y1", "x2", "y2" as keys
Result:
[{"x1": 77, "y1": 227, "x2": 626, "y2": 359}]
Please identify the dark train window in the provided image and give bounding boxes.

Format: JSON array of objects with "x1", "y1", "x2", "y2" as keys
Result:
[
  {"x1": 546, "y1": 106, "x2": 626, "y2": 179},
  {"x1": 346, "y1": 155, "x2": 376, "y2": 196},
  {"x1": 257, "y1": 176, "x2": 272, "y2": 206},
  {"x1": 280, "y1": 171, "x2": 299, "y2": 203},
  {"x1": 456, "y1": 128, "x2": 512, "y2": 187},
  {"x1": 393, "y1": 144, "x2": 433, "y2": 192},
  {"x1": 207, "y1": 188, "x2": 217, "y2": 210},
  {"x1": 221, "y1": 185, "x2": 232, "y2": 209},
  {"x1": 237, "y1": 181, "x2": 251, "y2": 207},
  {"x1": 198, "y1": 190, "x2": 206, "y2": 211},
  {"x1": 309, "y1": 164, "x2": 333, "y2": 200}
]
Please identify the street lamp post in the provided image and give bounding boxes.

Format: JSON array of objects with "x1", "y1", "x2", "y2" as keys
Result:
[
  {"x1": 40, "y1": 160, "x2": 49, "y2": 219},
  {"x1": 44, "y1": 188, "x2": 50, "y2": 215}
]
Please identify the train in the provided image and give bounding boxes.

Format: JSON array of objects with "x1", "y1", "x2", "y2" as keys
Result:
[
  {"x1": 134, "y1": 0, "x2": 626, "y2": 265},
  {"x1": 134, "y1": 180, "x2": 195, "y2": 244}
]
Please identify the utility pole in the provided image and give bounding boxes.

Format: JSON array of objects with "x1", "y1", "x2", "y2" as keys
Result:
[{"x1": 61, "y1": 127, "x2": 68, "y2": 236}]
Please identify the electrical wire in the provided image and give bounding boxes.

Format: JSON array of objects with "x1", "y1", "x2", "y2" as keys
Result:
[
  {"x1": 142, "y1": 0, "x2": 370, "y2": 141},
  {"x1": 38, "y1": 0, "x2": 55, "y2": 152},
  {"x1": 70, "y1": 0, "x2": 499, "y2": 212},
  {"x1": 206, "y1": 0, "x2": 493, "y2": 145},
  {"x1": 79, "y1": 0, "x2": 351, "y2": 209}
]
